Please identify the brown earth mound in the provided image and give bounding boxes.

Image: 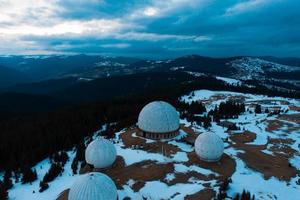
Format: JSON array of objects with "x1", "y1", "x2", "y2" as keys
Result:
[
  {"x1": 230, "y1": 131, "x2": 256, "y2": 143},
  {"x1": 266, "y1": 120, "x2": 286, "y2": 132},
  {"x1": 268, "y1": 138, "x2": 298, "y2": 158},
  {"x1": 289, "y1": 106, "x2": 300, "y2": 112},
  {"x1": 279, "y1": 114, "x2": 300, "y2": 124},
  {"x1": 185, "y1": 153, "x2": 236, "y2": 179},
  {"x1": 229, "y1": 129, "x2": 298, "y2": 181},
  {"x1": 237, "y1": 148, "x2": 298, "y2": 181}
]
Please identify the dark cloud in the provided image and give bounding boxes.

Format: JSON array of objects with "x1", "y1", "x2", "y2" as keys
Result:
[{"x1": 0, "y1": 0, "x2": 299, "y2": 57}]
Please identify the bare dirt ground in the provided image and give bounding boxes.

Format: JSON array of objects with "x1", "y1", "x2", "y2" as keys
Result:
[
  {"x1": 229, "y1": 130, "x2": 299, "y2": 181},
  {"x1": 237, "y1": 148, "x2": 298, "y2": 181},
  {"x1": 120, "y1": 128, "x2": 147, "y2": 148},
  {"x1": 279, "y1": 113, "x2": 300, "y2": 124},
  {"x1": 266, "y1": 120, "x2": 288, "y2": 132},
  {"x1": 229, "y1": 130, "x2": 257, "y2": 143},
  {"x1": 289, "y1": 106, "x2": 300, "y2": 112},
  {"x1": 185, "y1": 188, "x2": 216, "y2": 200},
  {"x1": 266, "y1": 118, "x2": 300, "y2": 136},
  {"x1": 120, "y1": 127, "x2": 182, "y2": 157},
  {"x1": 180, "y1": 125, "x2": 199, "y2": 142},
  {"x1": 105, "y1": 160, "x2": 174, "y2": 190},
  {"x1": 185, "y1": 153, "x2": 236, "y2": 179},
  {"x1": 268, "y1": 138, "x2": 298, "y2": 158}
]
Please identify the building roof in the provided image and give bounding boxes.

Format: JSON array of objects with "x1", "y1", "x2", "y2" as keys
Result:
[
  {"x1": 138, "y1": 101, "x2": 180, "y2": 133},
  {"x1": 85, "y1": 137, "x2": 117, "y2": 168},
  {"x1": 194, "y1": 132, "x2": 224, "y2": 162},
  {"x1": 68, "y1": 172, "x2": 117, "y2": 200}
]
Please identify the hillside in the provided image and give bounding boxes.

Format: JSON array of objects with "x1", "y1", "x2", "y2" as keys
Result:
[
  {"x1": 0, "y1": 71, "x2": 298, "y2": 125},
  {"x1": 0, "y1": 55, "x2": 299, "y2": 200},
  {"x1": 0, "y1": 55, "x2": 141, "y2": 81},
  {"x1": 1, "y1": 55, "x2": 300, "y2": 92},
  {"x1": 0, "y1": 65, "x2": 30, "y2": 89},
  {"x1": 5, "y1": 89, "x2": 300, "y2": 200},
  {"x1": 0, "y1": 92, "x2": 64, "y2": 121}
]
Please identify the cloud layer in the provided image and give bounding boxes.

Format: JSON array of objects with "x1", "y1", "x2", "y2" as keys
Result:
[{"x1": 0, "y1": 0, "x2": 299, "y2": 57}]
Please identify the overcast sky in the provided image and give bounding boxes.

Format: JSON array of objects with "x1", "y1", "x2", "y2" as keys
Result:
[{"x1": 0, "y1": 0, "x2": 299, "y2": 58}]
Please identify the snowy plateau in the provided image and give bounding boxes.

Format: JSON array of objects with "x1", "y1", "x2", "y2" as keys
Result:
[
  {"x1": 228, "y1": 57, "x2": 300, "y2": 80},
  {"x1": 5, "y1": 89, "x2": 300, "y2": 200}
]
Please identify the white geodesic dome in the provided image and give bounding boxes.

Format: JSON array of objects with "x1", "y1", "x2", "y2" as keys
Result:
[
  {"x1": 68, "y1": 172, "x2": 117, "y2": 200},
  {"x1": 194, "y1": 132, "x2": 224, "y2": 162},
  {"x1": 85, "y1": 137, "x2": 117, "y2": 168},
  {"x1": 138, "y1": 101, "x2": 180, "y2": 133}
]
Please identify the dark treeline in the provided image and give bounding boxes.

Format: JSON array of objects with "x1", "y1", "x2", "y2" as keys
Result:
[
  {"x1": 233, "y1": 190, "x2": 255, "y2": 200},
  {"x1": 0, "y1": 181, "x2": 8, "y2": 200},
  {"x1": 0, "y1": 71, "x2": 299, "y2": 177},
  {"x1": 176, "y1": 100, "x2": 212, "y2": 128},
  {"x1": 176, "y1": 100, "x2": 207, "y2": 115},
  {"x1": 181, "y1": 100, "x2": 245, "y2": 129},
  {"x1": 39, "y1": 151, "x2": 69, "y2": 191},
  {"x1": 208, "y1": 101, "x2": 245, "y2": 121},
  {"x1": 71, "y1": 142, "x2": 86, "y2": 175}
]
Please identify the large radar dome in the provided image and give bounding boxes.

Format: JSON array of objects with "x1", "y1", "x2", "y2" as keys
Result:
[
  {"x1": 68, "y1": 172, "x2": 117, "y2": 200},
  {"x1": 138, "y1": 101, "x2": 180, "y2": 134}
]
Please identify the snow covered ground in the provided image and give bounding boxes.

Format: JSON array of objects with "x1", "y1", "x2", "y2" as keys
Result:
[
  {"x1": 182, "y1": 89, "x2": 300, "y2": 199},
  {"x1": 228, "y1": 57, "x2": 300, "y2": 80},
  {"x1": 216, "y1": 76, "x2": 241, "y2": 86},
  {"x1": 8, "y1": 151, "x2": 80, "y2": 200},
  {"x1": 5, "y1": 89, "x2": 300, "y2": 200}
]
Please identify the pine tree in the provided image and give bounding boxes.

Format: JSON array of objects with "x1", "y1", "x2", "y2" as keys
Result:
[
  {"x1": 234, "y1": 190, "x2": 255, "y2": 200},
  {"x1": 71, "y1": 158, "x2": 78, "y2": 175},
  {"x1": 0, "y1": 181, "x2": 8, "y2": 200},
  {"x1": 21, "y1": 166, "x2": 37, "y2": 184},
  {"x1": 75, "y1": 143, "x2": 85, "y2": 161},
  {"x1": 52, "y1": 151, "x2": 69, "y2": 166},
  {"x1": 3, "y1": 170, "x2": 13, "y2": 190},
  {"x1": 42, "y1": 163, "x2": 63, "y2": 183},
  {"x1": 203, "y1": 116, "x2": 211, "y2": 129},
  {"x1": 255, "y1": 104, "x2": 262, "y2": 114},
  {"x1": 233, "y1": 194, "x2": 240, "y2": 200},
  {"x1": 14, "y1": 170, "x2": 20, "y2": 184},
  {"x1": 39, "y1": 181, "x2": 49, "y2": 193}
]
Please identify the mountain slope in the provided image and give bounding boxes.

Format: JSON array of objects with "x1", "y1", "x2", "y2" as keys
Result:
[
  {"x1": 164, "y1": 55, "x2": 300, "y2": 81},
  {"x1": 5, "y1": 89, "x2": 300, "y2": 200},
  {"x1": 1, "y1": 54, "x2": 300, "y2": 94},
  {"x1": 0, "y1": 92, "x2": 64, "y2": 121},
  {"x1": 0, "y1": 65, "x2": 30, "y2": 89},
  {"x1": 228, "y1": 57, "x2": 300, "y2": 80},
  {"x1": 0, "y1": 55, "x2": 141, "y2": 81}
]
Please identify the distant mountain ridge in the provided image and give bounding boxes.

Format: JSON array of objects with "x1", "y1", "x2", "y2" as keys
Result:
[
  {"x1": 1, "y1": 54, "x2": 300, "y2": 93},
  {"x1": 0, "y1": 55, "x2": 141, "y2": 81}
]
